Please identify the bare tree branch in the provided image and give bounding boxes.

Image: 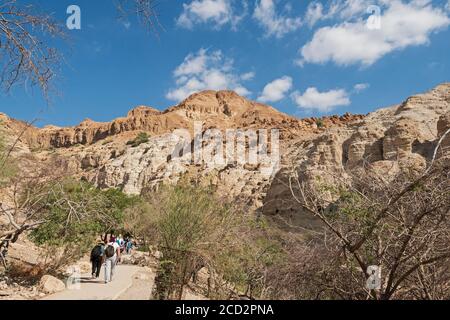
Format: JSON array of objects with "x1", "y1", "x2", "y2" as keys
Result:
[{"x1": 0, "y1": 0, "x2": 65, "y2": 98}]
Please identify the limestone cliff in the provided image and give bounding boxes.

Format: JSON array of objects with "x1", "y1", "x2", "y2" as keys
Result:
[
  {"x1": 1, "y1": 84, "x2": 449, "y2": 224},
  {"x1": 262, "y1": 83, "x2": 450, "y2": 225}
]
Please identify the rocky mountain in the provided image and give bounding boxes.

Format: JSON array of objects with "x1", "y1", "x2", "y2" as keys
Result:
[
  {"x1": 263, "y1": 83, "x2": 450, "y2": 226},
  {"x1": 8, "y1": 90, "x2": 358, "y2": 150},
  {"x1": 1, "y1": 84, "x2": 449, "y2": 226}
]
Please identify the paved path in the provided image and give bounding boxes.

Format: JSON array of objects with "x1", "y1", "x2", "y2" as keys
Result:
[{"x1": 43, "y1": 265, "x2": 154, "y2": 300}]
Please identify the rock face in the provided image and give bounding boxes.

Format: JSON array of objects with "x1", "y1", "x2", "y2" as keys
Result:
[
  {"x1": 2, "y1": 84, "x2": 449, "y2": 224},
  {"x1": 38, "y1": 275, "x2": 66, "y2": 294},
  {"x1": 383, "y1": 118, "x2": 421, "y2": 160},
  {"x1": 261, "y1": 83, "x2": 450, "y2": 222},
  {"x1": 94, "y1": 133, "x2": 188, "y2": 194},
  {"x1": 19, "y1": 90, "x2": 361, "y2": 150}
]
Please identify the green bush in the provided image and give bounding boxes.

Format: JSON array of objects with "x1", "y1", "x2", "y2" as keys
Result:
[
  {"x1": 142, "y1": 183, "x2": 234, "y2": 299},
  {"x1": 29, "y1": 179, "x2": 138, "y2": 267},
  {"x1": 127, "y1": 132, "x2": 149, "y2": 147},
  {"x1": 138, "y1": 182, "x2": 285, "y2": 300}
]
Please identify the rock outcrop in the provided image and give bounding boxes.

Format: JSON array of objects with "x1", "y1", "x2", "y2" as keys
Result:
[
  {"x1": 262, "y1": 83, "x2": 450, "y2": 224},
  {"x1": 38, "y1": 275, "x2": 66, "y2": 294}
]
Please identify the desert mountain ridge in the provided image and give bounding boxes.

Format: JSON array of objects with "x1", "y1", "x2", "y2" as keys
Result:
[
  {"x1": 1, "y1": 83, "x2": 449, "y2": 220},
  {"x1": 1, "y1": 90, "x2": 363, "y2": 150}
]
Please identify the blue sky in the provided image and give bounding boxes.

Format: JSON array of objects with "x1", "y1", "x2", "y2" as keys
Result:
[{"x1": 0, "y1": 0, "x2": 449, "y2": 127}]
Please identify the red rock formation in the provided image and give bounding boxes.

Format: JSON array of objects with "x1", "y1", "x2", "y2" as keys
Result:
[{"x1": 22, "y1": 90, "x2": 363, "y2": 149}]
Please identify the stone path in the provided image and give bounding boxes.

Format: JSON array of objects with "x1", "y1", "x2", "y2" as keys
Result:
[{"x1": 43, "y1": 265, "x2": 155, "y2": 300}]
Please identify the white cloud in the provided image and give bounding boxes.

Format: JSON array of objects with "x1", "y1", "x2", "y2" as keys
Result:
[
  {"x1": 167, "y1": 49, "x2": 252, "y2": 102},
  {"x1": 334, "y1": 0, "x2": 374, "y2": 20},
  {"x1": 241, "y1": 72, "x2": 255, "y2": 81},
  {"x1": 177, "y1": 0, "x2": 246, "y2": 30},
  {"x1": 305, "y1": 2, "x2": 325, "y2": 27},
  {"x1": 234, "y1": 86, "x2": 251, "y2": 96},
  {"x1": 354, "y1": 83, "x2": 370, "y2": 92},
  {"x1": 292, "y1": 87, "x2": 350, "y2": 112},
  {"x1": 304, "y1": 0, "x2": 373, "y2": 27},
  {"x1": 257, "y1": 76, "x2": 293, "y2": 103},
  {"x1": 173, "y1": 50, "x2": 211, "y2": 77},
  {"x1": 299, "y1": 0, "x2": 450, "y2": 66},
  {"x1": 253, "y1": 0, "x2": 302, "y2": 38}
]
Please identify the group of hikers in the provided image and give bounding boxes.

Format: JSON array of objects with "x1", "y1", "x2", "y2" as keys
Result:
[{"x1": 89, "y1": 234, "x2": 136, "y2": 283}]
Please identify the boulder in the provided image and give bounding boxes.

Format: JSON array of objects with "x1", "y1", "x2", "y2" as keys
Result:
[
  {"x1": 39, "y1": 275, "x2": 65, "y2": 294},
  {"x1": 121, "y1": 251, "x2": 151, "y2": 266}
]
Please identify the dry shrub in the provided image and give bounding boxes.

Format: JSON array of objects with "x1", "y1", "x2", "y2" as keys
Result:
[
  {"x1": 286, "y1": 158, "x2": 450, "y2": 300},
  {"x1": 6, "y1": 261, "x2": 47, "y2": 284}
]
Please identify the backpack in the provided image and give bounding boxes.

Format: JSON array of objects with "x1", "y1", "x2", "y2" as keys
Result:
[
  {"x1": 105, "y1": 244, "x2": 115, "y2": 258},
  {"x1": 91, "y1": 244, "x2": 104, "y2": 260}
]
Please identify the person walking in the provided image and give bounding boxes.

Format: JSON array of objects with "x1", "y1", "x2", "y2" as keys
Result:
[
  {"x1": 117, "y1": 234, "x2": 124, "y2": 253},
  {"x1": 104, "y1": 237, "x2": 120, "y2": 284},
  {"x1": 90, "y1": 240, "x2": 105, "y2": 279},
  {"x1": 126, "y1": 239, "x2": 133, "y2": 255}
]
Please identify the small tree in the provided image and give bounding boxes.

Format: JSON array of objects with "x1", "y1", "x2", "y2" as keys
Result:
[
  {"x1": 287, "y1": 158, "x2": 450, "y2": 300},
  {"x1": 28, "y1": 179, "x2": 137, "y2": 269},
  {"x1": 213, "y1": 228, "x2": 284, "y2": 299},
  {"x1": 142, "y1": 183, "x2": 235, "y2": 300},
  {"x1": 138, "y1": 182, "x2": 285, "y2": 300},
  {"x1": 122, "y1": 200, "x2": 158, "y2": 248},
  {"x1": 0, "y1": 0, "x2": 65, "y2": 98}
]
